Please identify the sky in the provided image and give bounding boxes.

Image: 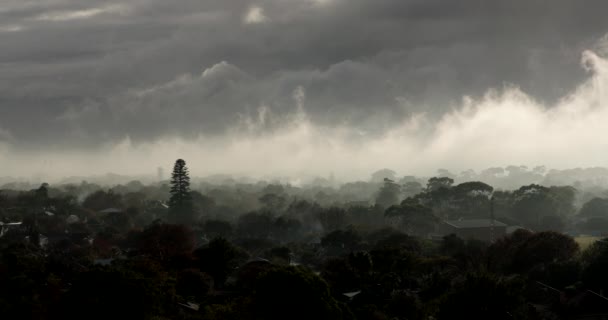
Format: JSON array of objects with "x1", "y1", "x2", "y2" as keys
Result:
[{"x1": 2, "y1": 0, "x2": 608, "y2": 181}]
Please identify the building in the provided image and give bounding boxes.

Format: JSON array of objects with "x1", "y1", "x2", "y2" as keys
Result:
[
  {"x1": 0, "y1": 221, "x2": 23, "y2": 238},
  {"x1": 438, "y1": 219, "x2": 507, "y2": 242}
]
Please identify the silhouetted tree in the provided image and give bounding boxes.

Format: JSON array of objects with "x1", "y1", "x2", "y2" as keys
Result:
[
  {"x1": 249, "y1": 266, "x2": 349, "y2": 320},
  {"x1": 137, "y1": 223, "x2": 195, "y2": 262},
  {"x1": 168, "y1": 159, "x2": 194, "y2": 223},
  {"x1": 436, "y1": 273, "x2": 527, "y2": 320},
  {"x1": 580, "y1": 197, "x2": 608, "y2": 218},
  {"x1": 450, "y1": 181, "x2": 493, "y2": 218},
  {"x1": 511, "y1": 231, "x2": 579, "y2": 273},
  {"x1": 319, "y1": 207, "x2": 347, "y2": 232},
  {"x1": 82, "y1": 190, "x2": 123, "y2": 211},
  {"x1": 371, "y1": 168, "x2": 397, "y2": 183},
  {"x1": 237, "y1": 211, "x2": 273, "y2": 238},
  {"x1": 375, "y1": 178, "x2": 401, "y2": 208},
  {"x1": 321, "y1": 229, "x2": 362, "y2": 255},
  {"x1": 195, "y1": 237, "x2": 247, "y2": 287},
  {"x1": 259, "y1": 193, "x2": 287, "y2": 212},
  {"x1": 385, "y1": 197, "x2": 437, "y2": 236},
  {"x1": 426, "y1": 177, "x2": 454, "y2": 192},
  {"x1": 202, "y1": 219, "x2": 233, "y2": 239},
  {"x1": 581, "y1": 238, "x2": 608, "y2": 291}
]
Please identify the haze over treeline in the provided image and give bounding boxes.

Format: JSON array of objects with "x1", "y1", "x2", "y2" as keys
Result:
[{"x1": 7, "y1": 165, "x2": 608, "y2": 194}]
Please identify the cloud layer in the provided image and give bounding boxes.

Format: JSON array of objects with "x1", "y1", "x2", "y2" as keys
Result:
[{"x1": 2, "y1": 1, "x2": 608, "y2": 179}]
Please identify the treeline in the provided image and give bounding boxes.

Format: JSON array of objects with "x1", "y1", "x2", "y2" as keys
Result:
[
  {"x1": 5, "y1": 164, "x2": 608, "y2": 193},
  {"x1": 2, "y1": 163, "x2": 608, "y2": 318},
  {"x1": 2, "y1": 217, "x2": 608, "y2": 318},
  {"x1": 2, "y1": 174, "x2": 605, "y2": 236}
]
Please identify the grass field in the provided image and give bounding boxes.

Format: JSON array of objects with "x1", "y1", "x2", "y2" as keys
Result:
[{"x1": 575, "y1": 236, "x2": 601, "y2": 251}]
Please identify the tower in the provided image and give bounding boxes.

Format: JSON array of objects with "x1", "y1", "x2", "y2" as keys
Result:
[
  {"x1": 490, "y1": 196, "x2": 495, "y2": 242},
  {"x1": 157, "y1": 166, "x2": 165, "y2": 181}
]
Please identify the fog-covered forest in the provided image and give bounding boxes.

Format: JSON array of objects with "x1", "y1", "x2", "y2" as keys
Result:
[{"x1": 3, "y1": 160, "x2": 608, "y2": 319}]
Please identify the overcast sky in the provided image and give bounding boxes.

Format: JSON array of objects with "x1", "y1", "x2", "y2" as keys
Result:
[{"x1": 2, "y1": 0, "x2": 608, "y2": 179}]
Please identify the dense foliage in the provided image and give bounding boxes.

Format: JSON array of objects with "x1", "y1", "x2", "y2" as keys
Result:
[{"x1": 2, "y1": 166, "x2": 608, "y2": 319}]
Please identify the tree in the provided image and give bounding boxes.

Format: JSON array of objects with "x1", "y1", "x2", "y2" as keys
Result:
[
  {"x1": 318, "y1": 207, "x2": 347, "y2": 232},
  {"x1": 176, "y1": 269, "x2": 213, "y2": 299},
  {"x1": 137, "y1": 223, "x2": 195, "y2": 262},
  {"x1": 580, "y1": 217, "x2": 608, "y2": 234},
  {"x1": 34, "y1": 183, "x2": 49, "y2": 208},
  {"x1": 237, "y1": 211, "x2": 273, "y2": 239},
  {"x1": 374, "y1": 231, "x2": 421, "y2": 253},
  {"x1": 549, "y1": 185, "x2": 577, "y2": 216},
  {"x1": 375, "y1": 178, "x2": 401, "y2": 208},
  {"x1": 248, "y1": 266, "x2": 348, "y2": 320},
  {"x1": 385, "y1": 198, "x2": 437, "y2": 236},
  {"x1": 436, "y1": 273, "x2": 527, "y2": 320},
  {"x1": 64, "y1": 267, "x2": 169, "y2": 320},
  {"x1": 426, "y1": 177, "x2": 454, "y2": 192},
  {"x1": 510, "y1": 184, "x2": 572, "y2": 230},
  {"x1": 190, "y1": 191, "x2": 215, "y2": 215},
  {"x1": 203, "y1": 219, "x2": 233, "y2": 239},
  {"x1": 272, "y1": 216, "x2": 302, "y2": 242},
  {"x1": 581, "y1": 238, "x2": 608, "y2": 291},
  {"x1": 259, "y1": 193, "x2": 287, "y2": 212},
  {"x1": 269, "y1": 246, "x2": 292, "y2": 265},
  {"x1": 420, "y1": 177, "x2": 454, "y2": 218},
  {"x1": 450, "y1": 181, "x2": 493, "y2": 218},
  {"x1": 371, "y1": 168, "x2": 397, "y2": 183},
  {"x1": 82, "y1": 190, "x2": 123, "y2": 211},
  {"x1": 402, "y1": 181, "x2": 423, "y2": 198},
  {"x1": 168, "y1": 159, "x2": 194, "y2": 223},
  {"x1": 579, "y1": 197, "x2": 608, "y2": 218},
  {"x1": 321, "y1": 229, "x2": 362, "y2": 254},
  {"x1": 195, "y1": 237, "x2": 247, "y2": 287},
  {"x1": 511, "y1": 231, "x2": 579, "y2": 273}
]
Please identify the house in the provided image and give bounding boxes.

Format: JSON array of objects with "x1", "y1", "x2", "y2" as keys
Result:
[
  {"x1": 0, "y1": 221, "x2": 23, "y2": 237},
  {"x1": 178, "y1": 302, "x2": 200, "y2": 311},
  {"x1": 506, "y1": 225, "x2": 530, "y2": 234},
  {"x1": 439, "y1": 219, "x2": 507, "y2": 242},
  {"x1": 343, "y1": 291, "x2": 361, "y2": 300},
  {"x1": 98, "y1": 208, "x2": 123, "y2": 215}
]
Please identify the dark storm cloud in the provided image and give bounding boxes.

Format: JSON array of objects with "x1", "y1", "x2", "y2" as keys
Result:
[{"x1": 2, "y1": 0, "x2": 608, "y2": 149}]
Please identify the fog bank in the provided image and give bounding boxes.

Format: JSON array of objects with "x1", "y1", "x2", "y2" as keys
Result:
[{"x1": 2, "y1": 40, "x2": 608, "y2": 182}]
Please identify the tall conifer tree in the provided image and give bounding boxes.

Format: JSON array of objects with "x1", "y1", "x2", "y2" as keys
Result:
[{"x1": 169, "y1": 159, "x2": 193, "y2": 223}]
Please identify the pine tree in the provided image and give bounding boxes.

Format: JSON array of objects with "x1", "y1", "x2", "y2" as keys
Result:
[{"x1": 169, "y1": 159, "x2": 193, "y2": 223}]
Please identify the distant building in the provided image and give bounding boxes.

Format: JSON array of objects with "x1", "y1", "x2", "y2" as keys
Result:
[
  {"x1": 157, "y1": 167, "x2": 165, "y2": 181},
  {"x1": 506, "y1": 225, "x2": 530, "y2": 234},
  {"x1": 99, "y1": 208, "x2": 123, "y2": 215},
  {"x1": 439, "y1": 219, "x2": 507, "y2": 242},
  {"x1": 0, "y1": 221, "x2": 23, "y2": 237}
]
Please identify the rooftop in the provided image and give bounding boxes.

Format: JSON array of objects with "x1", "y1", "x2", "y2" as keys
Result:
[
  {"x1": 99, "y1": 208, "x2": 122, "y2": 214},
  {"x1": 444, "y1": 219, "x2": 507, "y2": 229}
]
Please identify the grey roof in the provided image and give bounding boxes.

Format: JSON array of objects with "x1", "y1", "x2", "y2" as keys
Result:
[
  {"x1": 178, "y1": 302, "x2": 200, "y2": 311},
  {"x1": 247, "y1": 257, "x2": 270, "y2": 263},
  {"x1": 0, "y1": 221, "x2": 23, "y2": 226},
  {"x1": 94, "y1": 259, "x2": 114, "y2": 266},
  {"x1": 506, "y1": 226, "x2": 530, "y2": 234},
  {"x1": 343, "y1": 291, "x2": 361, "y2": 299},
  {"x1": 444, "y1": 219, "x2": 507, "y2": 229},
  {"x1": 99, "y1": 208, "x2": 122, "y2": 214}
]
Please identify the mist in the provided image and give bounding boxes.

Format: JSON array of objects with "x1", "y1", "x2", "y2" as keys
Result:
[{"x1": 2, "y1": 39, "x2": 608, "y2": 183}]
